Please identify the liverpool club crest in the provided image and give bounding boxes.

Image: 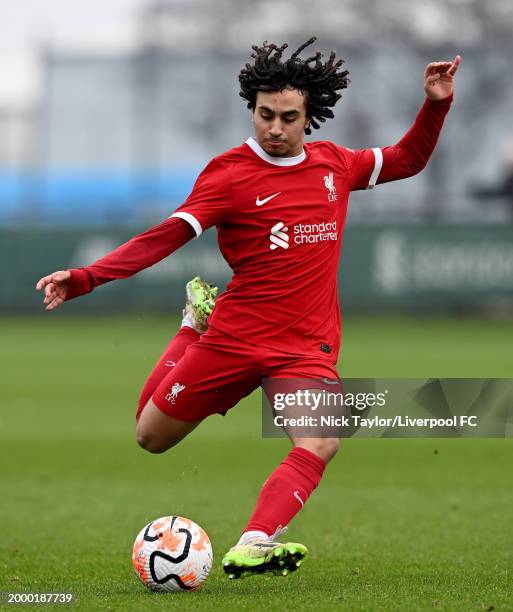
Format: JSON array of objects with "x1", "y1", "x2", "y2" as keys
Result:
[{"x1": 323, "y1": 172, "x2": 338, "y2": 202}]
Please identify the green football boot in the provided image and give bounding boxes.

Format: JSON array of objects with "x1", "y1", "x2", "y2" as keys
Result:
[
  {"x1": 222, "y1": 540, "x2": 308, "y2": 579},
  {"x1": 183, "y1": 276, "x2": 218, "y2": 333}
]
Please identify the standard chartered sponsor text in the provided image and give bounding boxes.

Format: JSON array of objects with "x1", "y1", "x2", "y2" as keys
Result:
[{"x1": 293, "y1": 221, "x2": 338, "y2": 244}]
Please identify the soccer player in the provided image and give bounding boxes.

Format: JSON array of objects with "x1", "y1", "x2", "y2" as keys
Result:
[{"x1": 36, "y1": 38, "x2": 460, "y2": 579}]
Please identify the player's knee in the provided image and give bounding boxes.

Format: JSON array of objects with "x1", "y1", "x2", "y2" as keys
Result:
[
  {"x1": 136, "y1": 428, "x2": 169, "y2": 454},
  {"x1": 298, "y1": 438, "x2": 340, "y2": 462}
]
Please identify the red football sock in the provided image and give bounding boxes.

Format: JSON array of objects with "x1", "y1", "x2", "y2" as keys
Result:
[
  {"x1": 243, "y1": 446, "x2": 326, "y2": 537},
  {"x1": 136, "y1": 326, "x2": 200, "y2": 421}
]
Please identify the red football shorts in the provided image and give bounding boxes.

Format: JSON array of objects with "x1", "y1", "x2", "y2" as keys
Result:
[{"x1": 151, "y1": 327, "x2": 340, "y2": 422}]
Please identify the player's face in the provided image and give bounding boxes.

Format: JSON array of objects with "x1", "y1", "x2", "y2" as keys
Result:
[{"x1": 252, "y1": 88, "x2": 309, "y2": 158}]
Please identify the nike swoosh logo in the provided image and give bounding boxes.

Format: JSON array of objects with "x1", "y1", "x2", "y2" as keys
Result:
[
  {"x1": 293, "y1": 490, "x2": 304, "y2": 507},
  {"x1": 322, "y1": 378, "x2": 340, "y2": 385},
  {"x1": 256, "y1": 192, "x2": 281, "y2": 206}
]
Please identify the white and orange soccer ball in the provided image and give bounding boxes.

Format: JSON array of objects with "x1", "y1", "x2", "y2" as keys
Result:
[{"x1": 132, "y1": 516, "x2": 213, "y2": 592}]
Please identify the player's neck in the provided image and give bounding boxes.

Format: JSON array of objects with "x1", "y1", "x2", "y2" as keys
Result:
[{"x1": 246, "y1": 137, "x2": 306, "y2": 167}]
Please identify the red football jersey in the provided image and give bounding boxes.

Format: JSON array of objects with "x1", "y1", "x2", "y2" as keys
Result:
[{"x1": 171, "y1": 137, "x2": 381, "y2": 362}]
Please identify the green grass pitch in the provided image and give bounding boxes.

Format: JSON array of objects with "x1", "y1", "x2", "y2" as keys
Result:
[{"x1": 1, "y1": 314, "x2": 512, "y2": 611}]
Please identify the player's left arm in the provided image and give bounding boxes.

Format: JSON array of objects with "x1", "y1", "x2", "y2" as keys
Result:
[{"x1": 349, "y1": 55, "x2": 461, "y2": 190}]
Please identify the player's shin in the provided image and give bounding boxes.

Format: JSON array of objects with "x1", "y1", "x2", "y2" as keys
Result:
[{"x1": 242, "y1": 446, "x2": 326, "y2": 538}]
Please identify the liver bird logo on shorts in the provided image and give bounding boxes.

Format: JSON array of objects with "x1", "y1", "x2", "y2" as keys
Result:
[
  {"x1": 166, "y1": 382, "x2": 186, "y2": 404},
  {"x1": 323, "y1": 172, "x2": 337, "y2": 202}
]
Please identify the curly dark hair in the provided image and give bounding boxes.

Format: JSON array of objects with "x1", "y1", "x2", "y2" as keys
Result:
[{"x1": 238, "y1": 37, "x2": 350, "y2": 135}]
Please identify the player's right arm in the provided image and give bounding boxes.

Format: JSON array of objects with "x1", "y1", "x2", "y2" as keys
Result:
[
  {"x1": 36, "y1": 158, "x2": 233, "y2": 311},
  {"x1": 35, "y1": 218, "x2": 195, "y2": 310}
]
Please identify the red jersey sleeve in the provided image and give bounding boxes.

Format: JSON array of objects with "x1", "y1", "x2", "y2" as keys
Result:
[
  {"x1": 65, "y1": 216, "x2": 195, "y2": 301},
  {"x1": 170, "y1": 158, "x2": 233, "y2": 236},
  {"x1": 339, "y1": 93, "x2": 453, "y2": 191},
  {"x1": 344, "y1": 148, "x2": 380, "y2": 191}
]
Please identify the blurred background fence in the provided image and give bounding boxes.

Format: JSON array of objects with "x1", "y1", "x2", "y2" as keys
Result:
[{"x1": 1, "y1": 0, "x2": 513, "y2": 313}]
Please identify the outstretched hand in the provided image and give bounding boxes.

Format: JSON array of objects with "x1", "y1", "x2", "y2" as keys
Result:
[
  {"x1": 35, "y1": 270, "x2": 71, "y2": 311},
  {"x1": 424, "y1": 55, "x2": 461, "y2": 101}
]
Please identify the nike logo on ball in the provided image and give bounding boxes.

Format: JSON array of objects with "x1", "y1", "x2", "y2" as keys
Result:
[{"x1": 256, "y1": 192, "x2": 281, "y2": 206}]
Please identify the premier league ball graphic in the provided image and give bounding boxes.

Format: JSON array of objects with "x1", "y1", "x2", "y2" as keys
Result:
[{"x1": 132, "y1": 516, "x2": 213, "y2": 592}]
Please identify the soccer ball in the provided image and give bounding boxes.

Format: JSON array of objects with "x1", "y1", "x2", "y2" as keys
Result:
[{"x1": 132, "y1": 516, "x2": 213, "y2": 592}]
